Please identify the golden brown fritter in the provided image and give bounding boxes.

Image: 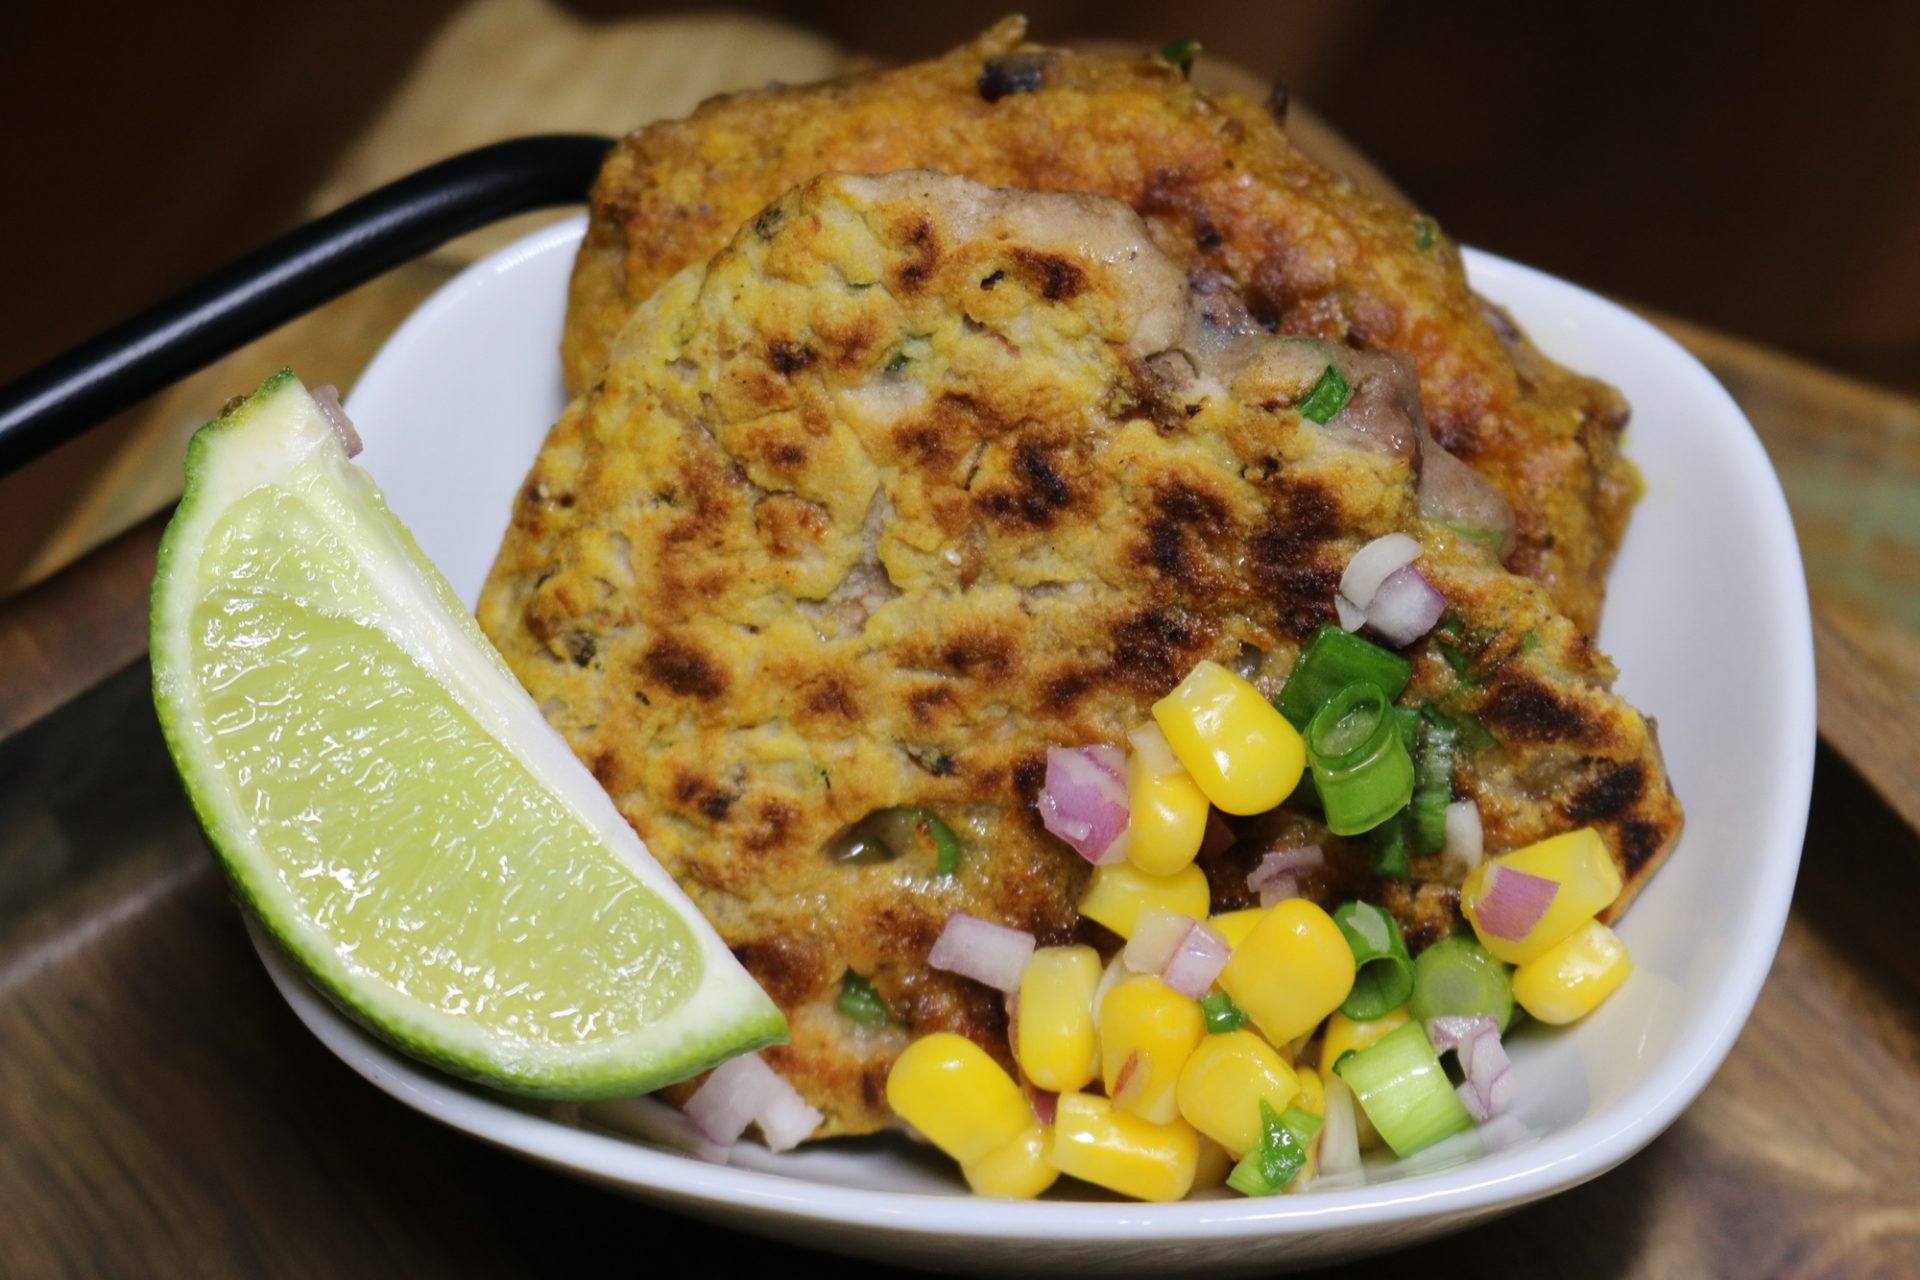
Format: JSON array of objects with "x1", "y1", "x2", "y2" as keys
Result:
[
  {"x1": 479, "y1": 172, "x2": 1679, "y2": 1139},
  {"x1": 561, "y1": 17, "x2": 1637, "y2": 635}
]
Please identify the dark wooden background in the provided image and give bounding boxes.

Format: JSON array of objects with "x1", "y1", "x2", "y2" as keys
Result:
[{"x1": 6, "y1": 1, "x2": 1919, "y2": 590}]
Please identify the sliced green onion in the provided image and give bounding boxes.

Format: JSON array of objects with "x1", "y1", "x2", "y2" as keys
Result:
[
  {"x1": 1332, "y1": 901, "x2": 1414, "y2": 1020},
  {"x1": 1409, "y1": 935, "x2": 1515, "y2": 1031},
  {"x1": 1200, "y1": 991, "x2": 1249, "y2": 1034},
  {"x1": 924, "y1": 811, "x2": 963, "y2": 877},
  {"x1": 837, "y1": 971, "x2": 889, "y2": 1025},
  {"x1": 1157, "y1": 39, "x2": 1202, "y2": 77},
  {"x1": 1295, "y1": 363, "x2": 1353, "y2": 424},
  {"x1": 1276, "y1": 625, "x2": 1414, "y2": 729},
  {"x1": 1306, "y1": 682, "x2": 1414, "y2": 836},
  {"x1": 1226, "y1": 1100, "x2": 1324, "y2": 1196},
  {"x1": 1413, "y1": 215, "x2": 1439, "y2": 253},
  {"x1": 1332, "y1": 1021, "x2": 1474, "y2": 1157},
  {"x1": 1367, "y1": 810, "x2": 1412, "y2": 877},
  {"x1": 1411, "y1": 714, "x2": 1458, "y2": 853},
  {"x1": 1393, "y1": 705, "x2": 1421, "y2": 757}
]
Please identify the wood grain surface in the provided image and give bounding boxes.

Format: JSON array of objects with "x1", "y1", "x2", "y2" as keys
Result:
[{"x1": 1, "y1": 5, "x2": 1917, "y2": 1277}]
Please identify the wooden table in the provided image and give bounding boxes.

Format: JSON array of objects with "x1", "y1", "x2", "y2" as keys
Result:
[{"x1": 3, "y1": 6, "x2": 1916, "y2": 1276}]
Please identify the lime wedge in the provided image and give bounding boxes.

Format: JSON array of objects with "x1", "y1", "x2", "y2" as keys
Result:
[{"x1": 150, "y1": 371, "x2": 785, "y2": 1100}]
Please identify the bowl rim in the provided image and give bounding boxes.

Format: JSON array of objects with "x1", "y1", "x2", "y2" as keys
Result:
[{"x1": 267, "y1": 217, "x2": 1815, "y2": 1245}]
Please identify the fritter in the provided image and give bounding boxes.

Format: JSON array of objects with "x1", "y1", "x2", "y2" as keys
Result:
[
  {"x1": 561, "y1": 17, "x2": 1636, "y2": 635},
  {"x1": 478, "y1": 172, "x2": 1680, "y2": 1139}
]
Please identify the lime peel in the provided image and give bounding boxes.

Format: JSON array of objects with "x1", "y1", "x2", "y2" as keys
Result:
[{"x1": 152, "y1": 371, "x2": 786, "y2": 1100}]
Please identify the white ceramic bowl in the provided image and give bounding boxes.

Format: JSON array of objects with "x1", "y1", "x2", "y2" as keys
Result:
[{"x1": 252, "y1": 215, "x2": 1815, "y2": 1274}]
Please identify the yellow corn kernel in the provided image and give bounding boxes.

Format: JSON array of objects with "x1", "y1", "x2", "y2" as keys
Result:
[
  {"x1": 962, "y1": 1122, "x2": 1059, "y2": 1199},
  {"x1": 1175, "y1": 1029, "x2": 1301, "y2": 1156},
  {"x1": 1079, "y1": 861, "x2": 1210, "y2": 939},
  {"x1": 1319, "y1": 1007, "x2": 1411, "y2": 1075},
  {"x1": 886, "y1": 1033, "x2": 1031, "y2": 1167},
  {"x1": 1292, "y1": 1065, "x2": 1325, "y2": 1118},
  {"x1": 1192, "y1": 1137, "x2": 1234, "y2": 1190},
  {"x1": 1048, "y1": 1092, "x2": 1201, "y2": 1202},
  {"x1": 1124, "y1": 723, "x2": 1212, "y2": 876},
  {"x1": 1209, "y1": 908, "x2": 1266, "y2": 950},
  {"x1": 1462, "y1": 828, "x2": 1623, "y2": 964},
  {"x1": 1511, "y1": 919, "x2": 1632, "y2": 1024},
  {"x1": 1217, "y1": 899, "x2": 1356, "y2": 1047},
  {"x1": 1016, "y1": 946, "x2": 1103, "y2": 1092},
  {"x1": 1151, "y1": 660, "x2": 1306, "y2": 816},
  {"x1": 1100, "y1": 975, "x2": 1206, "y2": 1124}
]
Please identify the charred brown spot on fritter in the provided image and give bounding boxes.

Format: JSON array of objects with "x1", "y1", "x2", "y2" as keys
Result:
[
  {"x1": 1011, "y1": 247, "x2": 1085, "y2": 301},
  {"x1": 817, "y1": 313, "x2": 882, "y2": 371},
  {"x1": 743, "y1": 796, "x2": 800, "y2": 853},
  {"x1": 1566, "y1": 761, "x2": 1647, "y2": 823},
  {"x1": 906, "y1": 683, "x2": 959, "y2": 727},
  {"x1": 942, "y1": 626, "x2": 1017, "y2": 682},
  {"x1": 1480, "y1": 672, "x2": 1593, "y2": 745},
  {"x1": 1617, "y1": 818, "x2": 1665, "y2": 881},
  {"x1": 1247, "y1": 488, "x2": 1343, "y2": 639},
  {"x1": 803, "y1": 674, "x2": 860, "y2": 720},
  {"x1": 892, "y1": 215, "x2": 940, "y2": 293},
  {"x1": 1107, "y1": 605, "x2": 1213, "y2": 695},
  {"x1": 1040, "y1": 666, "x2": 1096, "y2": 712},
  {"x1": 1135, "y1": 481, "x2": 1234, "y2": 587},
  {"x1": 859, "y1": 1060, "x2": 891, "y2": 1113},
  {"x1": 768, "y1": 339, "x2": 815, "y2": 377},
  {"x1": 978, "y1": 438, "x2": 1076, "y2": 526},
  {"x1": 643, "y1": 635, "x2": 728, "y2": 699},
  {"x1": 732, "y1": 933, "x2": 828, "y2": 1007},
  {"x1": 1111, "y1": 355, "x2": 1187, "y2": 430}
]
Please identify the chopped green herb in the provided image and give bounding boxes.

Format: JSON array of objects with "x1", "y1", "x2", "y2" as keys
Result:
[
  {"x1": 1295, "y1": 363, "x2": 1353, "y2": 424},
  {"x1": 1521, "y1": 630, "x2": 1542, "y2": 654},
  {"x1": 1226, "y1": 1100, "x2": 1324, "y2": 1196},
  {"x1": 1157, "y1": 39, "x2": 1202, "y2": 77},
  {"x1": 923, "y1": 811, "x2": 963, "y2": 877},
  {"x1": 1200, "y1": 991, "x2": 1249, "y2": 1034},
  {"x1": 1413, "y1": 215, "x2": 1439, "y2": 253},
  {"x1": 1422, "y1": 705, "x2": 1497, "y2": 755},
  {"x1": 1332, "y1": 901, "x2": 1415, "y2": 1020},
  {"x1": 837, "y1": 971, "x2": 890, "y2": 1025}
]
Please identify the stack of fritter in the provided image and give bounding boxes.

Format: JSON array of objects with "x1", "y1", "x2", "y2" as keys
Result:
[{"x1": 478, "y1": 163, "x2": 1680, "y2": 1137}]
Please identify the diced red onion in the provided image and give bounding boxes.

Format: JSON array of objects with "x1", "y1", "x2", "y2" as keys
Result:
[
  {"x1": 1476, "y1": 1114, "x2": 1531, "y2": 1153},
  {"x1": 1334, "y1": 591, "x2": 1368, "y2": 633},
  {"x1": 310, "y1": 383, "x2": 363, "y2": 457},
  {"x1": 1443, "y1": 800, "x2": 1484, "y2": 879},
  {"x1": 1364, "y1": 565, "x2": 1446, "y2": 646},
  {"x1": 1427, "y1": 1016, "x2": 1515, "y2": 1123},
  {"x1": 1258, "y1": 875, "x2": 1300, "y2": 908},
  {"x1": 1037, "y1": 745, "x2": 1131, "y2": 864},
  {"x1": 1160, "y1": 921, "x2": 1231, "y2": 999},
  {"x1": 1124, "y1": 910, "x2": 1230, "y2": 999},
  {"x1": 1340, "y1": 533, "x2": 1423, "y2": 608},
  {"x1": 1124, "y1": 908, "x2": 1192, "y2": 975},
  {"x1": 756, "y1": 1083, "x2": 827, "y2": 1152},
  {"x1": 1472, "y1": 863, "x2": 1560, "y2": 942},
  {"x1": 684, "y1": 1052, "x2": 822, "y2": 1149},
  {"x1": 1317, "y1": 1076, "x2": 1363, "y2": 1178},
  {"x1": 1092, "y1": 951, "x2": 1127, "y2": 1016},
  {"x1": 929, "y1": 912, "x2": 1036, "y2": 993},
  {"x1": 1249, "y1": 845, "x2": 1324, "y2": 896},
  {"x1": 1028, "y1": 1087, "x2": 1059, "y2": 1128}
]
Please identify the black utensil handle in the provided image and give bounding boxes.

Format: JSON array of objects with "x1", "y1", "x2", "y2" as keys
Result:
[{"x1": 0, "y1": 133, "x2": 614, "y2": 478}]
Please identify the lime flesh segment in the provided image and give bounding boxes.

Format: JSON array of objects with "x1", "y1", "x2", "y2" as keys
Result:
[{"x1": 151, "y1": 372, "x2": 786, "y2": 1099}]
